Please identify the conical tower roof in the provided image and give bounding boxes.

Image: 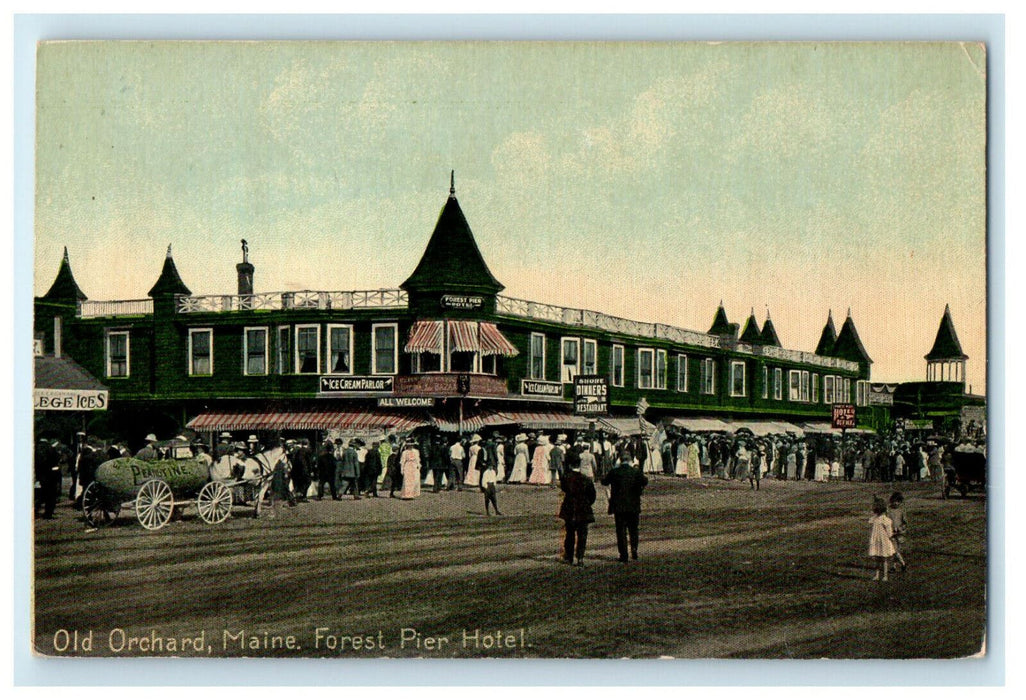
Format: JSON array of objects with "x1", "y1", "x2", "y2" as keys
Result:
[
  {"x1": 759, "y1": 311, "x2": 781, "y2": 347},
  {"x1": 148, "y1": 245, "x2": 192, "y2": 297},
  {"x1": 708, "y1": 302, "x2": 732, "y2": 336},
  {"x1": 925, "y1": 304, "x2": 968, "y2": 361},
  {"x1": 832, "y1": 309, "x2": 872, "y2": 365},
  {"x1": 739, "y1": 309, "x2": 762, "y2": 344},
  {"x1": 814, "y1": 311, "x2": 837, "y2": 356},
  {"x1": 40, "y1": 247, "x2": 87, "y2": 302},
  {"x1": 401, "y1": 174, "x2": 504, "y2": 296}
]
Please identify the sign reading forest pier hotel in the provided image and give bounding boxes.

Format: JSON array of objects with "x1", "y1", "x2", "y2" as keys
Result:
[
  {"x1": 440, "y1": 294, "x2": 484, "y2": 310},
  {"x1": 574, "y1": 376, "x2": 609, "y2": 416},
  {"x1": 319, "y1": 376, "x2": 394, "y2": 394}
]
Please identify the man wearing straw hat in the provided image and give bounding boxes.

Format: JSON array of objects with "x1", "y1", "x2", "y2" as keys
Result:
[{"x1": 134, "y1": 434, "x2": 160, "y2": 461}]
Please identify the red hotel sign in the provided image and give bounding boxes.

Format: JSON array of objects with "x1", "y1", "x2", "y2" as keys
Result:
[{"x1": 831, "y1": 403, "x2": 857, "y2": 429}]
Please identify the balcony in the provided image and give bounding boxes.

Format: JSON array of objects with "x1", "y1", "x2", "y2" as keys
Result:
[
  {"x1": 393, "y1": 374, "x2": 508, "y2": 398},
  {"x1": 78, "y1": 299, "x2": 153, "y2": 318}
]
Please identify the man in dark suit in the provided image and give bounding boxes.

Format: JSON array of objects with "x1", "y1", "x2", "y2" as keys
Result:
[
  {"x1": 601, "y1": 452, "x2": 649, "y2": 563},
  {"x1": 559, "y1": 461, "x2": 596, "y2": 566},
  {"x1": 336, "y1": 439, "x2": 362, "y2": 500}
]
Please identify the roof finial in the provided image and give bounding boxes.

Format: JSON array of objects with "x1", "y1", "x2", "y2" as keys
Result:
[
  {"x1": 944, "y1": 303, "x2": 951, "y2": 314},
  {"x1": 847, "y1": 307, "x2": 852, "y2": 319},
  {"x1": 166, "y1": 244, "x2": 173, "y2": 259},
  {"x1": 241, "y1": 238, "x2": 249, "y2": 264},
  {"x1": 750, "y1": 307, "x2": 755, "y2": 316},
  {"x1": 827, "y1": 308, "x2": 833, "y2": 320},
  {"x1": 765, "y1": 307, "x2": 772, "y2": 320},
  {"x1": 449, "y1": 170, "x2": 455, "y2": 197},
  {"x1": 719, "y1": 299, "x2": 724, "y2": 308},
  {"x1": 62, "y1": 246, "x2": 69, "y2": 263}
]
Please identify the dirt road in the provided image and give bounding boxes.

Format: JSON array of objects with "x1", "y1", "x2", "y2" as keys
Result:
[{"x1": 32, "y1": 476, "x2": 986, "y2": 658}]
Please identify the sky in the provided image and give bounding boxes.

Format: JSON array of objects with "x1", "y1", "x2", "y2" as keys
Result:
[{"x1": 34, "y1": 41, "x2": 988, "y2": 391}]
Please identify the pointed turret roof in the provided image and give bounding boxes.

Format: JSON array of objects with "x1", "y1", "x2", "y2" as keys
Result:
[
  {"x1": 814, "y1": 310, "x2": 837, "y2": 356},
  {"x1": 400, "y1": 173, "x2": 504, "y2": 296},
  {"x1": 832, "y1": 309, "x2": 873, "y2": 365},
  {"x1": 739, "y1": 309, "x2": 762, "y2": 344},
  {"x1": 759, "y1": 310, "x2": 781, "y2": 347},
  {"x1": 148, "y1": 244, "x2": 192, "y2": 297},
  {"x1": 40, "y1": 247, "x2": 87, "y2": 302},
  {"x1": 708, "y1": 302, "x2": 732, "y2": 336},
  {"x1": 925, "y1": 304, "x2": 968, "y2": 361}
]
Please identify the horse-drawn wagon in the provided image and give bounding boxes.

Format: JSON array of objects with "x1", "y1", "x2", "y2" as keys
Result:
[
  {"x1": 943, "y1": 446, "x2": 986, "y2": 499},
  {"x1": 81, "y1": 444, "x2": 278, "y2": 530}
]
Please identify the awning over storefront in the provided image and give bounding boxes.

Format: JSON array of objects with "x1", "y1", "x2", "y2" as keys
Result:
[
  {"x1": 186, "y1": 410, "x2": 427, "y2": 433},
  {"x1": 598, "y1": 416, "x2": 656, "y2": 436},
  {"x1": 801, "y1": 422, "x2": 875, "y2": 435},
  {"x1": 431, "y1": 413, "x2": 489, "y2": 433},
  {"x1": 492, "y1": 410, "x2": 593, "y2": 431},
  {"x1": 729, "y1": 420, "x2": 805, "y2": 437},
  {"x1": 479, "y1": 322, "x2": 519, "y2": 357},
  {"x1": 404, "y1": 320, "x2": 444, "y2": 354},
  {"x1": 34, "y1": 354, "x2": 109, "y2": 411},
  {"x1": 668, "y1": 417, "x2": 731, "y2": 432}
]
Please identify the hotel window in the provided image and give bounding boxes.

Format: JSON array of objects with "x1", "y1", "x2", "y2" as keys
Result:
[
  {"x1": 582, "y1": 339, "x2": 598, "y2": 375},
  {"x1": 730, "y1": 361, "x2": 746, "y2": 397},
  {"x1": 637, "y1": 349, "x2": 655, "y2": 389},
  {"x1": 824, "y1": 375, "x2": 835, "y2": 404},
  {"x1": 277, "y1": 326, "x2": 290, "y2": 375},
  {"x1": 611, "y1": 344, "x2": 625, "y2": 387},
  {"x1": 561, "y1": 338, "x2": 581, "y2": 383},
  {"x1": 801, "y1": 371, "x2": 810, "y2": 402},
  {"x1": 188, "y1": 328, "x2": 213, "y2": 376},
  {"x1": 773, "y1": 368, "x2": 783, "y2": 400},
  {"x1": 529, "y1": 333, "x2": 546, "y2": 380},
  {"x1": 676, "y1": 354, "x2": 689, "y2": 392},
  {"x1": 843, "y1": 378, "x2": 851, "y2": 404},
  {"x1": 372, "y1": 323, "x2": 398, "y2": 375},
  {"x1": 788, "y1": 370, "x2": 801, "y2": 401},
  {"x1": 243, "y1": 327, "x2": 268, "y2": 376},
  {"x1": 701, "y1": 358, "x2": 716, "y2": 395},
  {"x1": 105, "y1": 330, "x2": 129, "y2": 378},
  {"x1": 295, "y1": 325, "x2": 321, "y2": 374},
  {"x1": 812, "y1": 374, "x2": 820, "y2": 403},
  {"x1": 327, "y1": 324, "x2": 353, "y2": 374},
  {"x1": 655, "y1": 350, "x2": 667, "y2": 389},
  {"x1": 856, "y1": 380, "x2": 869, "y2": 407},
  {"x1": 761, "y1": 365, "x2": 769, "y2": 399},
  {"x1": 415, "y1": 350, "x2": 443, "y2": 374}
]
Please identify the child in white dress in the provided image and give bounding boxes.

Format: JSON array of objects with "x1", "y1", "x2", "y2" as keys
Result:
[{"x1": 868, "y1": 497, "x2": 896, "y2": 581}]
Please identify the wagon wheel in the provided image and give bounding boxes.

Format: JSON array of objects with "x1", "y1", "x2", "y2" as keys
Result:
[
  {"x1": 197, "y1": 481, "x2": 233, "y2": 524},
  {"x1": 135, "y1": 479, "x2": 174, "y2": 530},
  {"x1": 82, "y1": 482, "x2": 120, "y2": 527}
]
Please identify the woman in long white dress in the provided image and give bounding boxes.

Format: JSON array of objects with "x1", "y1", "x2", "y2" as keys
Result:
[
  {"x1": 687, "y1": 440, "x2": 702, "y2": 479},
  {"x1": 495, "y1": 439, "x2": 506, "y2": 482},
  {"x1": 675, "y1": 439, "x2": 688, "y2": 477},
  {"x1": 399, "y1": 442, "x2": 421, "y2": 500},
  {"x1": 508, "y1": 434, "x2": 529, "y2": 483},
  {"x1": 528, "y1": 435, "x2": 551, "y2": 485},
  {"x1": 464, "y1": 435, "x2": 482, "y2": 487}
]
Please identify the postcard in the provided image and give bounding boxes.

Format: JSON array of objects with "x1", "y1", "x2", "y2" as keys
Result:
[{"x1": 31, "y1": 40, "x2": 987, "y2": 660}]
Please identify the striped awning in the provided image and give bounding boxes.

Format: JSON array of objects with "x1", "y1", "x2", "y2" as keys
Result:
[
  {"x1": 479, "y1": 322, "x2": 519, "y2": 357},
  {"x1": 405, "y1": 320, "x2": 444, "y2": 354},
  {"x1": 669, "y1": 417, "x2": 731, "y2": 432},
  {"x1": 598, "y1": 416, "x2": 656, "y2": 436},
  {"x1": 492, "y1": 410, "x2": 592, "y2": 431},
  {"x1": 186, "y1": 410, "x2": 427, "y2": 433},
  {"x1": 432, "y1": 413, "x2": 489, "y2": 433},
  {"x1": 729, "y1": 420, "x2": 805, "y2": 437},
  {"x1": 448, "y1": 320, "x2": 479, "y2": 352}
]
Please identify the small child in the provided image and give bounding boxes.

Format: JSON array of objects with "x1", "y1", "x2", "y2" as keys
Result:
[
  {"x1": 868, "y1": 497, "x2": 896, "y2": 581},
  {"x1": 888, "y1": 492, "x2": 908, "y2": 572},
  {"x1": 481, "y1": 463, "x2": 502, "y2": 516}
]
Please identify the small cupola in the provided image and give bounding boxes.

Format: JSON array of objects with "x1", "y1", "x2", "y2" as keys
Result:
[
  {"x1": 40, "y1": 247, "x2": 87, "y2": 303},
  {"x1": 925, "y1": 304, "x2": 968, "y2": 383},
  {"x1": 814, "y1": 310, "x2": 837, "y2": 356},
  {"x1": 148, "y1": 244, "x2": 192, "y2": 297},
  {"x1": 759, "y1": 310, "x2": 781, "y2": 347},
  {"x1": 739, "y1": 308, "x2": 762, "y2": 344}
]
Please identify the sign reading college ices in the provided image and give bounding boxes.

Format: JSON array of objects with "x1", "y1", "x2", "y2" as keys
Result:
[
  {"x1": 33, "y1": 388, "x2": 108, "y2": 411},
  {"x1": 377, "y1": 397, "x2": 436, "y2": 408},
  {"x1": 440, "y1": 294, "x2": 484, "y2": 310},
  {"x1": 520, "y1": 379, "x2": 563, "y2": 398},
  {"x1": 319, "y1": 376, "x2": 394, "y2": 394},
  {"x1": 831, "y1": 403, "x2": 857, "y2": 430},
  {"x1": 573, "y1": 375, "x2": 609, "y2": 416}
]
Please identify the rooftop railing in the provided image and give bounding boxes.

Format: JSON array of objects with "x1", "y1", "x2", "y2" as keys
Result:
[
  {"x1": 495, "y1": 295, "x2": 859, "y2": 372},
  {"x1": 78, "y1": 299, "x2": 154, "y2": 318},
  {"x1": 176, "y1": 289, "x2": 409, "y2": 314}
]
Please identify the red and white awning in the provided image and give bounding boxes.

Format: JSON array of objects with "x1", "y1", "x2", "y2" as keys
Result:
[
  {"x1": 479, "y1": 322, "x2": 519, "y2": 357},
  {"x1": 491, "y1": 410, "x2": 592, "y2": 431},
  {"x1": 405, "y1": 320, "x2": 444, "y2": 354},
  {"x1": 448, "y1": 320, "x2": 479, "y2": 352},
  {"x1": 186, "y1": 410, "x2": 427, "y2": 433}
]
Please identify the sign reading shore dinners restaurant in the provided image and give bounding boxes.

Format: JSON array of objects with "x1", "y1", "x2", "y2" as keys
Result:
[
  {"x1": 319, "y1": 376, "x2": 394, "y2": 394},
  {"x1": 831, "y1": 403, "x2": 857, "y2": 430},
  {"x1": 520, "y1": 379, "x2": 563, "y2": 398},
  {"x1": 573, "y1": 375, "x2": 609, "y2": 416},
  {"x1": 440, "y1": 294, "x2": 484, "y2": 310}
]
